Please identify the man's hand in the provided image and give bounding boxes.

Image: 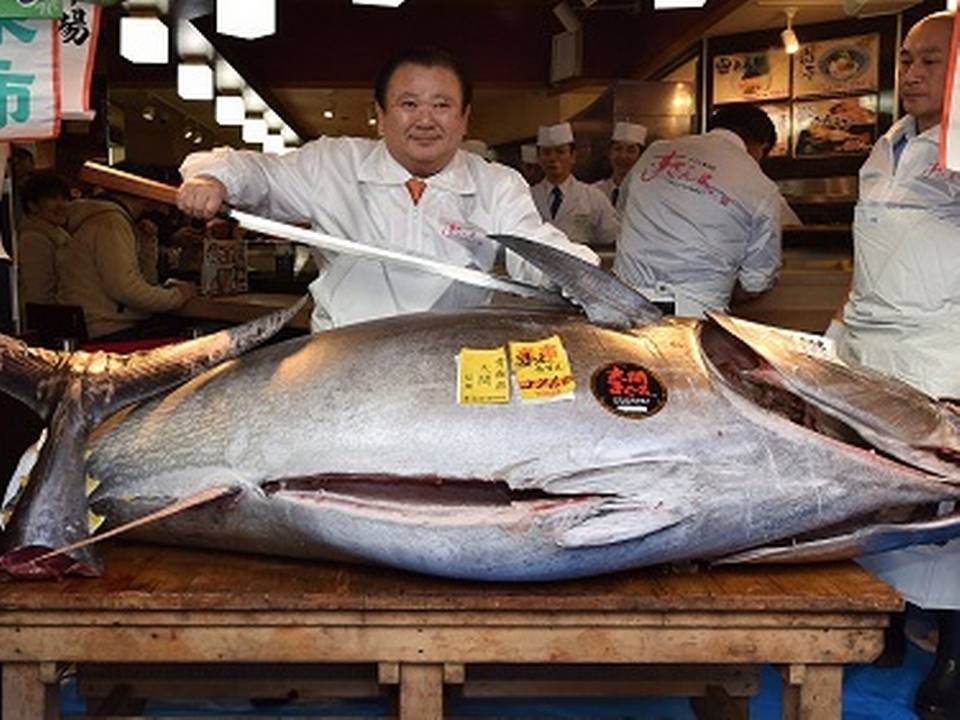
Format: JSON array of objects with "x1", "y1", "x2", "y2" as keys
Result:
[
  {"x1": 178, "y1": 176, "x2": 227, "y2": 220},
  {"x1": 168, "y1": 279, "x2": 198, "y2": 303}
]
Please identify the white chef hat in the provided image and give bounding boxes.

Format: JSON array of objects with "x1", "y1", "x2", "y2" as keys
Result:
[
  {"x1": 520, "y1": 144, "x2": 538, "y2": 164},
  {"x1": 462, "y1": 139, "x2": 489, "y2": 157},
  {"x1": 612, "y1": 121, "x2": 647, "y2": 146},
  {"x1": 537, "y1": 122, "x2": 574, "y2": 147}
]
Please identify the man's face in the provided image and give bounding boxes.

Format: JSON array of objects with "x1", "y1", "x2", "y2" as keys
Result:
[
  {"x1": 29, "y1": 194, "x2": 67, "y2": 227},
  {"x1": 538, "y1": 144, "x2": 575, "y2": 185},
  {"x1": 899, "y1": 16, "x2": 954, "y2": 132},
  {"x1": 608, "y1": 141, "x2": 642, "y2": 179},
  {"x1": 377, "y1": 63, "x2": 469, "y2": 177}
]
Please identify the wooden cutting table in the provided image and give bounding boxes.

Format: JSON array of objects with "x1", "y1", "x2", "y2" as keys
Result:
[{"x1": 0, "y1": 543, "x2": 901, "y2": 719}]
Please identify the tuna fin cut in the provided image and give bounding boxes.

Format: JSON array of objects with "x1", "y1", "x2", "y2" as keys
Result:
[
  {"x1": 557, "y1": 500, "x2": 688, "y2": 548},
  {"x1": 0, "y1": 299, "x2": 305, "y2": 580},
  {"x1": 713, "y1": 511, "x2": 960, "y2": 565},
  {"x1": 489, "y1": 234, "x2": 662, "y2": 329}
]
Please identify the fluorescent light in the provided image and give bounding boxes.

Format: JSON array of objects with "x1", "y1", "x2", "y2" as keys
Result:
[
  {"x1": 653, "y1": 0, "x2": 706, "y2": 8},
  {"x1": 120, "y1": 16, "x2": 169, "y2": 64},
  {"x1": 215, "y1": 56, "x2": 244, "y2": 91},
  {"x1": 217, "y1": 0, "x2": 276, "y2": 39},
  {"x1": 242, "y1": 86, "x2": 267, "y2": 114},
  {"x1": 178, "y1": 62, "x2": 214, "y2": 100},
  {"x1": 781, "y1": 27, "x2": 799, "y2": 54},
  {"x1": 242, "y1": 117, "x2": 268, "y2": 144},
  {"x1": 281, "y1": 125, "x2": 300, "y2": 144},
  {"x1": 215, "y1": 95, "x2": 245, "y2": 125},
  {"x1": 264, "y1": 109, "x2": 283, "y2": 131},
  {"x1": 262, "y1": 134, "x2": 284, "y2": 154},
  {"x1": 176, "y1": 19, "x2": 212, "y2": 59},
  {"x1": 352, "y1": 0, "x2": 406, "y2": 6}
]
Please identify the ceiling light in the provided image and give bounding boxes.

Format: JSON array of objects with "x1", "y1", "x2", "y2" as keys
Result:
[
  {"x1": 215, "y1": 95, "x2": 245, "y2": 126},
  {"x1": 653, "y1": 0, "x2": 706, "y2": 8},
  {"x1": 242, "y1": 86, "x2": 267, "y2": 114},
  {"x1": 367, "y1": 117, "x2": 377, "y2": 126},
  {"x1": 782, "y1": 7, "x2": 799, "y2": 55},
  {"x1": 194, "y1": 133, "x2": 203, "y2": 145},
  {"x1": 177, "y1": 62, "x2": 214, "y2": 100},
  {"x1": 176, "y1": 19, "x2": 212, "y2": 59},
  {"x1": 183, "y1": 127, "x2": 193, "y2": 139},
  {"x1": 215, "y1": 56, "x2": 244, "y2": 92},
  {"x1": 141, "y1": 105, "x2": 156, "y2": 121},
  {"x1": 262, "y1": 133, "x2": 285, "y2": 154},
  {"x1": 323, "y1": 109, "x2": 335, "y2": 119},
  {"x1": 242, "y1": 116, "x2": 268, "y2": 144},
  {"x1": 217, "y1": 0, "x2": 276, "y2": 39},
  {"x1": 352, "y1": 0, "x2": 407, "y2": 6},
  {"x1": 120, "y1": 16, "x2": 169, "y2": 64},
  {"x1": 281, "y1": 125, "x2": 300, "y2": 144},
  {"x1": 264, "y1": 109, "x2": 283, "y2": 131}
]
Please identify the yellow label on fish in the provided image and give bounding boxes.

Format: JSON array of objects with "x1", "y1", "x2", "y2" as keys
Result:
[
  {"x1": 457, "y1": 347, "x2": 510, "y2": 404},
  {"x1": 509, "y1": 334, "x2": 575, "y2": 402}
]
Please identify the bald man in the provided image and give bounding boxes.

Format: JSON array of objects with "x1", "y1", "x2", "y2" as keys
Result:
[{"x1": 829, "y1": 12, "x2": 960, "y2": 717}]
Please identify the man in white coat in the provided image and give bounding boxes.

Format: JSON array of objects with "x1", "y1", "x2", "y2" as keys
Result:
[
  {"x1": 531, "y1": 123, "x2": 620, "y2": 249},
  {"x1": 593, "y1": 121, "x2": 647, "y2": 214},
  {"x1": 614, "y1": 104, "x2": 782, "y2": 317},
  {"x1": 828, "y1": 12, "x2": 960, "y2": 717},
  {"x1": 177, "y1": 47, "x2": 597, "y2": 331}
]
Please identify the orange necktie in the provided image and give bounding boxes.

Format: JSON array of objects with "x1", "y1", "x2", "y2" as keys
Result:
[{"x1": 405, "y1": 177, "x2": 427, "y2": 206}]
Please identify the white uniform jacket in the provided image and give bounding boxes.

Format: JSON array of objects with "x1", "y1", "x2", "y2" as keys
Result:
[
  {"x1": 181, "y1": 138, "x2": 598, "y2": 331},
  {"x1": 531, "y1": 175, "x2": 620, "y2": 248},
  {"x1": 839, "y1": 116, "x2": 960, "y2": 610},
  {"x1": 592, "y1": 177, "x2": 625, "y2": 216},
  {"x1": 613, "y1": 129, "x2": 782, "y2": 316}
]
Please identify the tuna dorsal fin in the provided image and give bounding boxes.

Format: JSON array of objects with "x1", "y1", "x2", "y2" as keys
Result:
[
  {"x1": 0, "y1": 335, "x2": 68, "y2": 419},
  {"x1": 489, "y1": 234, "x2": 662, "y2": 329}
]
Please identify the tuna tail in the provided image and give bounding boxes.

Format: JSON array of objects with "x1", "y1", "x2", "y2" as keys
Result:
[
  {"x1": 489, "y1": 234, "x2": 662, "y2": 329},
  {"x1": 0, "y1": 297, "x2": 307, "y2": 578}
]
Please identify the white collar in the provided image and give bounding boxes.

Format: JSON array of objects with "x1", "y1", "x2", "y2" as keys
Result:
[
  {"x1": 706, "y1": 128, "x2": 748, "y2": 154},
  {"x1": 357, "y1": 141, "x2": 477, "y2": 194}
]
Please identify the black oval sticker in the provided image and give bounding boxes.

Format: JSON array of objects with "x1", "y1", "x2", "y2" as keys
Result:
[{"x1": 592, "y1": 363, "x2": 667, "y2": 418}]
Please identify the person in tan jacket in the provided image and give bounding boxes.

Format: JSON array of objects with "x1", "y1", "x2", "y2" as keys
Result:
[
  {"x1": 58, "y1": 192, "x2": 196, "y2": 340},
  {"x1": 17, "y1": 173, "x2": 71, "y2": 316}
]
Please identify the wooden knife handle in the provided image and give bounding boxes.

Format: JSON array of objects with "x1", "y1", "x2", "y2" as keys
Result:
[{"x1": 79, "y1": 161, "x2": 180, "y2": 206}]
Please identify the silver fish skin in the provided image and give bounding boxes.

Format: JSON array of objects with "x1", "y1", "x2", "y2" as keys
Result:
[{"x1": 83, "y1": 308, "x2": 960, "y2": 582}]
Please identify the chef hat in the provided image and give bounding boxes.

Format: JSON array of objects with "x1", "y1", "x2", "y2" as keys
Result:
[
  {"x1": 462, "y1": 139, "x2": 489, "y2": 157},
  {"x1": 612, "y1": 122, "x2": 647, "y2": 146},
  {"x1": 537, "y1": 122, "x2": 574, "y2": 147},
  {"x1": 520, "y1": 144, "x2": 538, "y2": 164}
]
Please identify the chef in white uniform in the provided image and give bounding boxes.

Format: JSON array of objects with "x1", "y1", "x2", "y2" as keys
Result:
[
  {"x1": 531, "y1": 123, "x2": 620, "y2": 248},
  {"x1": 828, "y1": 13, "x2": 960, "y2": 718},
  {"x1": 614, "y1": 104, "x2": 782, "y2": 317},
  {"x1": 178, "y1": 48, "x2": 597, "y2": 331},
  {"x1": 593, "y1": 121, "x2": 647, "y2": 215}
]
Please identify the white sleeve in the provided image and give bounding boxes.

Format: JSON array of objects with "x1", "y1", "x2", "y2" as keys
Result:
[
  {"x1": 592, "y1": 187, "x2": 621, "y2": 246},
  {"x1": 489, "y1": 170, "x2": 599, "y2": 286},
  {"x1": 180, "y1": 140, "x2": 329, "y2": 223},
  {"x1": 738, "y1": 190, "x2": 783, "y2": 293}
]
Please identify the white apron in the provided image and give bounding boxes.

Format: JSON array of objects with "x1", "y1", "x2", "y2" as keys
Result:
[{"x1": 841, "y1": 205, "x2": 960, "y2": 609}]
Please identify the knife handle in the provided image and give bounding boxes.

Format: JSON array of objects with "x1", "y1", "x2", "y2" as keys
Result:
[{"x1": 79, "y1": 161, "x2": 180, "y2": 206}]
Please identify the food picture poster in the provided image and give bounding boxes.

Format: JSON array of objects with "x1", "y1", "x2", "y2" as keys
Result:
[
  {"x1": 793, "y1": 95, "x2": 878, "y2": 158},
  {"x1": 794, "y1": 34, "x2": 880, "y2": 97},
  {"x1": 758, "y1": 104, "x2": 790, "y2": 157},
  {"x1": 713, "y1": 50, "x2": 790, "y2": 104}
]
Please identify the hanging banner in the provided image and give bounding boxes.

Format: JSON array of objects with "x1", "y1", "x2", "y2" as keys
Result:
[
  {"x1": 941, "y1": 11, "x2": 960, "y2": 171},
  {"x1": 59, "y1": 0, "x2": 99, "y2": 120},
  {"x1": 0, "y1": 0, "x2": 62, "y2": 19},
  {"x1": 0, "y1": 18, "x2": 60, "y2": 140}
]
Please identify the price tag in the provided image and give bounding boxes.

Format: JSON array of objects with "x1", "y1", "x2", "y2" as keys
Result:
[{"x1": 457, "y1": 347, "x2": 510, "y2": 405}]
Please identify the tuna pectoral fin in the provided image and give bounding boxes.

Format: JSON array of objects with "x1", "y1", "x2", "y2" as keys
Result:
[
  {"x1": 489, "y1": 234, "x2": 662, "y2": 329},
  {"x1": 714, "y1": 512, "x2": 960, "y2": 565},
  {"x1": 557, "y1": 501, "x2": 688, "y2": 548}
]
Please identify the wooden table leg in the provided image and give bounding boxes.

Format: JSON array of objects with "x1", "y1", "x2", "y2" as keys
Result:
[
  {"x1": 781, "y1": 664, "x2": 843, "y2": 720},
  {"x1": 399, "y1": 663, "x2": 444, "y2": 720},
  {"x1": 2, "y1": 663, "x2": 59, "y2": 720}
]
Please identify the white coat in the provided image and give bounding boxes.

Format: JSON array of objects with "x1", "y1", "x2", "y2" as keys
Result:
[
  {"x1": 613, "y1": 129, "x2": 782, "y2": 317},
  {"x1": 180, "y1": 138, "x2": 598, "y2": 331},
  {"x1": 531, "y1": 175, "x2": 620, "y2": 248},
  {"x1": 838, "y1": 115, "x2": 960, "y2": 609},
  {"x1": 592, "y1": 177, "x2": 625, "y2": 215}
]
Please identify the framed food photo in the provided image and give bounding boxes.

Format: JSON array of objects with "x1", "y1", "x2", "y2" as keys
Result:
[
  {"x1": 793, "y1": 95, "x2": 878, "y2": 158},
  {"x1": 758, "y1": 103, "x2": 791, "y2": 157},
  {"x1": 713, "y1": 50, "x2": 790, "y2": 104},
  {"x1": 794, "y1": 34, "x2": 880, "y2": 97}
]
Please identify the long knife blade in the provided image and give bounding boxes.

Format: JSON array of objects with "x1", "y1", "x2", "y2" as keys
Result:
[{"x1": 78, "y1": 161, "x2": 563, "y2": 304}]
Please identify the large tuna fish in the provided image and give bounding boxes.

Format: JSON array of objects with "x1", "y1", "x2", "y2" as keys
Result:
[{"x1": 1, "y1": 236, "x2": 959, "y2": 581}]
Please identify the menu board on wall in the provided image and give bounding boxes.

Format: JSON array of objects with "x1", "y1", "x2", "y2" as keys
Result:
[
  {"x1": 793, "y1": 34, "x2": 880, "y2": 97},
  {"x1": 793, "y1": 95, "x2": 878, "y2": 158},
  {"x1": 713, "y1": 50, "x2": 790, "y2": 104},
  {"x1": 758, "y1": 104, "x2": 791, "y2": 157}
]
